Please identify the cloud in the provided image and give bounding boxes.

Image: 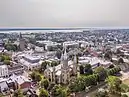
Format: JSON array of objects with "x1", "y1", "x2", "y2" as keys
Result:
[{"x1": 0, "y1": 0, "x2": 129, "y2": 28}]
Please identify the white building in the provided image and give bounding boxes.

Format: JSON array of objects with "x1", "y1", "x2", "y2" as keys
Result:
[
  {"x1": 0, "y1": 65, "x2": 8, "y2": 77},
  {"x1": 19, "y1": 54, "x2": 42, "y2": 70},
  {"x1": 63, "y1": 41, "x2": 79, "y2": 48},
  {"x1": 36, "y1": 40, "x2": 61, "y2": 51},
  {"x1": 78, "y1": 57, "x2": 112, "y2": 69}
]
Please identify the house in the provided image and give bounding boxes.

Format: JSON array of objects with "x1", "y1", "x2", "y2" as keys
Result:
[
  {"x1": 0, "y1": 78, "x2": 9, "y2": 93},
  {"x1": 9, "y1": 74, "x2": 31, "y2": 90}
]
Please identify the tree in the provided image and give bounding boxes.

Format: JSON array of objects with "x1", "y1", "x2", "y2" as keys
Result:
[
  {"x1": 41, "y1": 79, "x2": 49, "y2": 89},
  {"x1": 120, "y1": 83, "x2": 129, "y2": 93},
  {"x1": 106, "y1": 76, "x2": 122, "y2": 94},
  {"x1": 118, "y1": 58, "x2": 124, "y2": 64},
  {"x1": 79, "y1": 65, "x2": 84, "y2": 74},
  {"x1": 3, "y1": 60, "x2": 10, "y2": 65},
  {"x1": 4, "y1": 43, "x2": 18, "y2": 51},
  {"x1": 107, "y1": 67, "x2": 121, "y2": 76},
  {"x1": 30, "y1": 72, "x2": 42, "y2": 82},
  {"x1": 40, "y1": 61, "x2": 49, "y2": 72},
  {"x1": 36, "y1": 74, "x2": 42, "y2": 82},
  {"x1": 51, "y1": 61, "x2": 58, "y2": 67},
  {"x1": 108, "y1": 65, "x2": 114, "y2": 69},
  {"x1": 39, "y1": 88, "x2": 49, "y2": 97},
  {"x1": 13, "y1": 89, "x2": 23, "y2": 97},
  {"x1": 84, "y1": 64, "x2": 93, "y2": 75},
  {"x1": 30, "y1": 72, "x2": 36, "y2": 81},
  {"x1": 51, "y1": 85, "x2": 68, "y2": 97},
  {"x1": 56, "y1": 50, "x2": 62, "y2": 59},
  {"x1": 94, "y1": 66, "x2": 107, "y2": 81},
  {"x1": 4, "y1": 55, "x2": 11, "y2": 60}
]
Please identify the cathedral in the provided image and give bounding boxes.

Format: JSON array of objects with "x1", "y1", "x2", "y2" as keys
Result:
[{"x1": 44, "y1": 48, "x2": 78, "y2": 84}]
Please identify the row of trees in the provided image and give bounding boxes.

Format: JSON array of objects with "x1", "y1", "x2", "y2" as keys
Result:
[
  {"x1": 107, "y1": 67, "x2": 121, "y2": 75},
  {"x1": 68, "y1": 74, "x2": 99, "y2": 92},
  {"x1": 70, "y1": 66, "x2": 121, "y2": 93}
]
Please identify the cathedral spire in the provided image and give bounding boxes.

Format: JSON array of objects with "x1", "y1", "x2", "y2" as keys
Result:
[
  {"x1": 62, "y1": 46, "x2": 68, "y2": 68},
  {"x1": 63, "y1": 46, "x2": 68, "y2": 60}
]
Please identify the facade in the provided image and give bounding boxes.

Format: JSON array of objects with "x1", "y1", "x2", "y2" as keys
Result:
[
  {"x1": 0, "y1": 65, "x2": 8, "y2": 77},
  {"x1": 44, "y1": 47, "x2": 78, "y2": 84}
]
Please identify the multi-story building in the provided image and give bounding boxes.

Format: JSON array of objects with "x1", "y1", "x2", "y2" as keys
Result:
[
  {"x1": 19, "y1": 54, "x2": 41, "y2": 70},
  {"x1": 0, "y1": 65, "x2": 8, "y2": 77}
]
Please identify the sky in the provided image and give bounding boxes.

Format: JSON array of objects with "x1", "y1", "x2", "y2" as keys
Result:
[{"x1": 0, "y1": 0, "x2": 129, "y2": 28}]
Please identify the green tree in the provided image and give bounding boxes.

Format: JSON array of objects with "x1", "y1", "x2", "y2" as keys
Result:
[
  {"x1": 41, "y1": 79, "x2": 49, "y2": 89},
  {"x1": 13, "y1": 89, "x2": 23, "y2": 97},
  {"x1": 94, "y1": 66, "x2": 107, "y2": 81},
  {"x1": 84, "y1": 64, "x2": 93, "y2": 75},
  {"x1": 120, "y1": 83, "x2": 129, "y2": 93},
  {"x1": 107, "y1": 67, "x2": 121, "y2": 76},
  {"x1": 4, "y1": 60, "x2": 10, "y2": 65},
  {"x1": 30, "y1": 71, "x2": 36, "y2": 81},
  {"x1": 51, "y1": 85, "x2": 68, "y2": 97},
  {"x1": 4, "y1": 43, "x2": 18, "y2": 51},
  {"x1": 36, "y1": 74, "x2": 42, "y2": 82},
  {"x1": 79, "y1": 65, "x2": 84, "y2": 74},
  {"x1": 118, "y1": 58, "x2": 124, "y2": 64},
  {"x1": 40, "y1": 61, "x2": 49, "y2": 72},
  {"x1": 39, "y1": 88, "x2": 49, "y2": 97},
  {"x1": 106, "y1": 76, "x2": 122, "y2": 94},
  {"x1": 30, "y1": 72, "x2": 42, "y2": 82},
  {"x1": 51, "y1": 61, "x2": 58, "y2": 67}
]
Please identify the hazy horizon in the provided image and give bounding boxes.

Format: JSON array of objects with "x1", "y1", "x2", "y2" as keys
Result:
[{"x1": 1, "y1": 0, "x2": 129, "y2": 28}]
